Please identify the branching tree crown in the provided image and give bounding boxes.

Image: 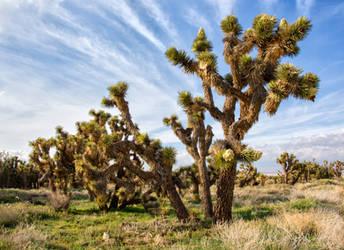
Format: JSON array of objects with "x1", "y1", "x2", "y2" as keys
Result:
[{"x1": 166, "y1": 14, "x2": 319, "y2": 221}]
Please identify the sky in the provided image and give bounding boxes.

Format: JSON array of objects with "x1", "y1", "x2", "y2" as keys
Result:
[{"x1": 0, "y1": 0, "x2": 343, "y2": 174}]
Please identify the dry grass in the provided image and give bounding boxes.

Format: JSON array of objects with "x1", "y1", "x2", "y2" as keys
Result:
[
  {"x1": 216, "y1": 208, "x2": 344, "y2": 250},
  {"x1": 0, "y1": 224, "x2": 47, "y2": 249},
  {"x1": 0, "y1": 179, "x2": 343, "y2": 249},
  {"x1": 233, "y1": 184, "x2": 292, "y2": 207},
  {"x1": 0, "y1": 205, "x2": 22, "y2": 227},
  {"x1": 48, "y1": 191, "x2": 71, "y2": 211}
]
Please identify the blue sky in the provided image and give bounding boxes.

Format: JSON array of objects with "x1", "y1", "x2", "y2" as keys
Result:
[{"x1": 0, "y1": 0, "x2": 343, "y2": 173}]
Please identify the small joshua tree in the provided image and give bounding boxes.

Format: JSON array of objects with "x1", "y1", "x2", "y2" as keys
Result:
[
  {"x1": 164, "y1": 91, "x2": 214, "y2": 218},
  {"x1": 166, "y1": 14, "x2": 318, "y2": 221},
  {"x1": 0, "y1": 152, "x2": 39, "y2": 189},
  {"x1": 29, "y1": 127, "x2": 77, "y2": 210},
  {"x1": 174, "y1": 164, "x2": 201, "y2": 202},
  {"x1": 256, "y1": 172, "x2": 268, "y2": 186},
  {"x1": 329, "y1": 160, "x2": 344, "y2": 178},
  {"x1": 277, "y1": 152, "x2": 306, "y2": 185},
  {"x1": 236, "y1": 163, "x2": 259, "y2": 187},
  {"x1": 102, "y1": 82, "x2": 190, "y2": 221}
]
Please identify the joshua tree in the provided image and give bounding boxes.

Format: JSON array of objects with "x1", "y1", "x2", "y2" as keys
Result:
[
  {"x1": 166, "y1": 14, "x2": 318, "y2": 221},
  {"x1": 329, "y1": 160, "x2": 344, "y2": 178},
  {"x1": 164, "y1": 91, "x2": 214, "y2": 218},
  {"x1": 236, "y1": 163, "x2": 259, "y2": 187},
  {"x1": 174, "y1": 164, "x2": 201, "y2": 202},
  {"x1": 277, "y1": 152, "x2": 306, "y2": 185},
  {"x1": 314, "y1": 160, "x2": 332, "y2": 179},
  {"x1": 75, "y1": 110, "x2": 156, "y2": 211},
  {"x1": 29, "y1": 127, "x2": 78, "y2": 209},
  {"x1": 102, "y1": 82, "x2": 190, "y2": 221},
  {"x1": 256, "y1": 172, "x2": 268, "y2": 186},
  {"x1": 0, "y1": 152, "x2": 39, "y2": 189}
]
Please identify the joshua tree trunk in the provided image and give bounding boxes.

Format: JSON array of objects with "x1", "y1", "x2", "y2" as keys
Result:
[
  {"x1": 284, "y1": 172, "x2": 288, "y2": 184},
  {"x1": 163, "y1": 176, "x2": 190, "y2": 221},
  {"x1": 109, "y1": 189, "x2": 119, "y2": 209},
  {"x1": 214, "y1": 161, "x2": 237, "y2": 222},
  {"x1": 191, "y1": 182, "x2": 200, "y2": 201},
  {"x1": 198, "y1": 158, "x2": 213, "y2": 218}
]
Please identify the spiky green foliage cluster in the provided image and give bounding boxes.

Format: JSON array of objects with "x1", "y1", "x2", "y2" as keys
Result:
[
  {"x1": 165, "y1": 47, "x2": 196, "y2": 74},
  {"x1": 192, "y1": 28, "x2": 212, "y2": 53},
  {"x1": 178, "y1": 91, "x2": 193, "y2": 109},
  {"x1": 161, "y1": 147, "x2": 176, "y2": 169},
  {"x1": 197, "y1": 51, "x2": 217, "y2": 70},
  {"x1": 239, "y1": 54, "x2": 253, "y2": 66},
  {"x1": 136, "y1": 133, "x2": 150, "y2": 145},
  {"x1": 265, "y1": 63, "x2": 319, "y2": 115},
  {"x1": 102, "y1": 133, "x2": 120, "y2": 147},
  {"x1": 284, "y1": 16, "x2": 311, "y2": 42},
  {"x1": 108, "y1": 81, "x2": 128, "y2": 98},
  {"x1": 101, "y1": 97, "x2": 113, "y2": 107},
  {"x1": 295, "y1": 73, "x2": 319, "y2": 100},
  {"x1": 221, "y1": 15, "x2": 242, "y2": 35},
  {"x1": 240, "y1": 148, "x2": 262, "y2": 163},
  {"x1": 252, "y1": 14, "x2": 278, "y2": 46}
]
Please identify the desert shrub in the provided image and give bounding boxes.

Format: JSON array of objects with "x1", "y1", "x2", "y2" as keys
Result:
[
  {"x1": 0, "y1": 205, "x2": 21, "y2": 227},
  {"x1": 48, "y1": 191, "x2": 72, "y2": 211}
]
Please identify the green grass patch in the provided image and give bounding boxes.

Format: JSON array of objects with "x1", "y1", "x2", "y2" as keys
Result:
[{"x1": 288, "y1": 198, "x2": 319, "y2": 211}]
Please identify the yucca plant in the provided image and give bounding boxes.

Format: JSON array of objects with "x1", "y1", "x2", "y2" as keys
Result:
[
  {"x1": 102, "y1": 82, "x2": 189, "y2": 221},
  {"x1": 236, "y1": 163, "x2": 259, "y2": 187},
  {"x1": 0, "y1": 152, "x2": 39, "y2": 189},
  {"x1": 329, "y1": 160, "x2": 344, "y2": 178},
  {"x1": 164, "y1": 84, "x2": 214, "y2": 218},
  {"x1": 74, "y1": 110, "x2": 153, "y2": 211},
  {"x1": 277, "y1": 152, "x2": 307, "y2": 185},
  {"x1": 166, "y1": 14, "x2": 318, "y2": 221},
  {"x1": 29, "y1": 127, "x2": 77, "y2": 210}
]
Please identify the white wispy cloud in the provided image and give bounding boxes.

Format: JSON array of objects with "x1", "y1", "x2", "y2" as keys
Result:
[
  {"x1": 139, "y1": 0, "x2": 180, "y2": 45},
  {"x1": 97, "y1": 0, "x2": 166, "y2": 51},
  {"x1": 259, "y1": 0, "x2": 278, "y2": 11},
  {"x1": 0, "y1": 0, "x2": 180, "y2": 157},
  {"x1": 296, "y1": 0, "x2": 315, "y2": 17},
  {"x1": 205, "y1": 0, "x2": 237, "y2": 20},
  {"x1": 184, "y1": 8, "x2": 213, "y2": 34}
]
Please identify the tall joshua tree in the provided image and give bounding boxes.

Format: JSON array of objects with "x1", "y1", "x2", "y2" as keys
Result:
[
  {"x1": 166, "y1": 15, "x2": 319, "y2": 221},
  {"x1": 163, "y1": 91, "x2": 214, "y2": 218},
  {"x1": 102, "y1": 82, "x2": 190, "y2": 221}
]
